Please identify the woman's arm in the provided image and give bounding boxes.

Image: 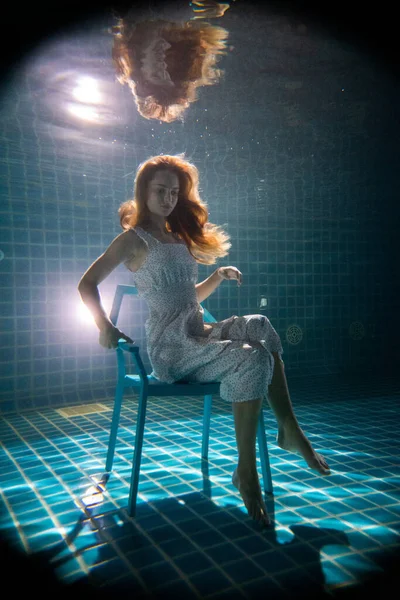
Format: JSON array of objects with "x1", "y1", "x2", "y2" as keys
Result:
[
  {"x1": 195, "y1": 269, "x2": 223, "y2": 303},
  {"x1": 195, "y1": 266, "x2": 242, "y2": 303},
  {"x1": 78, "y1": 230, "x2": 138, "y2": 331}
]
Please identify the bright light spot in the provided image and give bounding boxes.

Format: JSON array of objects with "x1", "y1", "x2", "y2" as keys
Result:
[
  {"x1": 73, "y1": 77, "x2": 101, "y2": 104},
  {"x1": 68, "y1": 104, "x2": 99, "y2": 122},
  {"x1": 275, "y1": 527, "x2": 295, "y2": 545},
  {"x1": 77, "y1": 302, "x2": 96, "y2": 325},
  {"x1": 80, "y1": 485, "x2": 104, "y2": 508}
]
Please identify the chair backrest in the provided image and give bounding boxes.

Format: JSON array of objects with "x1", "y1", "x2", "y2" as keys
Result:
[
  {"x1": 109, "y1": 284, "x2": 139, "y2": 326},
  {"x1": 109, "y1": 284, "x2": 217, "y2": 326}
]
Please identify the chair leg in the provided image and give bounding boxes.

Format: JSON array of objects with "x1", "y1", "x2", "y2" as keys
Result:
[
  {"x1": 128, "y1": 388, "x2": 148, "y2": 517},
  {"x1": 105, "y1": 378, "x2": 124, "y2": 473},
  {"x1": 257, "y1": 409, "x2": 273, "y2": 495},
  {"x1": 202, "y1": 394, "x2": 212, "y2": 460}
]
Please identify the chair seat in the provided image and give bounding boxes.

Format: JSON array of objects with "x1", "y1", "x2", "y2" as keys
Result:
[{"x1": 125, "y1": 374, "x2": 221, "y2": 395}]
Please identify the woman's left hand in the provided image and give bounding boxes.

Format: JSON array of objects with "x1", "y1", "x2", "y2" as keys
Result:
[{"x1": 217, "y1": 266, "x2": 242, "y2": 286}]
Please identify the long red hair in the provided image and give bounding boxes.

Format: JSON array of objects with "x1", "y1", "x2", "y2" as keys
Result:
[
  {"x1": 119, "y1": 154, "x2": 231, "y2": 265},
  {"x1": 112, "y1": 19, "x2": 229, "y2": 123}
]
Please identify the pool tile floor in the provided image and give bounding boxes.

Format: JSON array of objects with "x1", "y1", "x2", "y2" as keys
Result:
[{"x1": 1, "y1": 372, "x2": 399, "y2": 598}]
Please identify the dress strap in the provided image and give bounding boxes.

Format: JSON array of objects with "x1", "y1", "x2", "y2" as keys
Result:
[{"x1": 131, "y1": 226, "x2": 157, "y2": 246}]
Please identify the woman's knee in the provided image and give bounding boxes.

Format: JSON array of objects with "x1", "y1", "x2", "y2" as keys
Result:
[{"x1": 245, "y1": 314, "x2": 275, "y2": 338}]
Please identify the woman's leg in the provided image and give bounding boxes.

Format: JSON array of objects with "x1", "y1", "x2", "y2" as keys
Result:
[
  {"x1": 232, "y1": 398, "x2": 270, "y2": 526},
  {"x1": 267, "y1": 353, "x2": 330, "y2": 475}
]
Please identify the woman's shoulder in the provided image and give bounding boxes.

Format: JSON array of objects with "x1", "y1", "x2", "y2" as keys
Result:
[
  {"x1": 125, "y1": 226, "x2": 148, "y2": 243},
  {"x1": 116, "y1": 228, "x2": 148, "y2": 253}
]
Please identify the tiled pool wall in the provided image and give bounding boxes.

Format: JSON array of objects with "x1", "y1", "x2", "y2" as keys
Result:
[{"x1": 0, "y1": 4, "x2": 399, "y2": 413}]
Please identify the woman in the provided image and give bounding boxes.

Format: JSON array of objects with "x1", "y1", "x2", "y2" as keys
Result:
[{"x1": 78, "y1": 154, "x2": 330, "y2": 527}]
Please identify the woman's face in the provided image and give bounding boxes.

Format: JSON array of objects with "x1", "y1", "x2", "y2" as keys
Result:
[{"x1": 147, "y1": 169, "x2": 180, "y2": 217}]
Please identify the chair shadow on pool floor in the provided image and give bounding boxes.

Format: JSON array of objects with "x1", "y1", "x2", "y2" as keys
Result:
[{"x1": 5, "y1": 478, "x2": 397, "y2": 600}]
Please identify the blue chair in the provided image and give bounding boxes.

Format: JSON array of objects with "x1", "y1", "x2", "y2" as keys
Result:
[{"x1": 105, "y1": 284, "x2": 273, "y2": 517}]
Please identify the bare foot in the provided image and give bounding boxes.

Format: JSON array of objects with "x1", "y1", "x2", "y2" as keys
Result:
[
  {"x1": 277, "y1": 418, "x2": 331, "y2": 475},
  {"x1": 232, "y1": 468, "x2": 271, "y2": 527}
]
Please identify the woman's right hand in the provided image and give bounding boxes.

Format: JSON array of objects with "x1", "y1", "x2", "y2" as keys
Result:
[{"x1": 99, "y1": 323, "x2": 134, "y2": 349}]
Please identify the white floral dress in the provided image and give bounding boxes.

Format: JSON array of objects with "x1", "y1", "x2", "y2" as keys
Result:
[{"x1": 131, "y1": 227, "x2": 283, "y2": 403}]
